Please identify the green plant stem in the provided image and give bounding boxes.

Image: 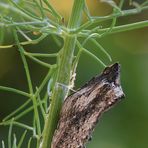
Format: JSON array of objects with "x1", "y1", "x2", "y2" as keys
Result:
[
  {"x1": 43, "y1": 0, "x2": 62, "y2": 21},
  {"x1": 77, "y1": 41, "x2": 106, "y2": 67},
  {"x1": 9, "y1": 0, "x2": 41, "y2": 20},
  {"x1": 25, "y1": 52, "x2": 58, "y2": 58},
  {"x1": 8, "y1": 119, "x2": 13, "y2": 148},
  {"x1": 73, "y1": 5, "x2": 148, "y2": 34},
  {"x1": 0, "y1": 2, "x2": 40, "y2": 21},
  {"x1": 24, "y1": 52, "x2": 54, "y2": 68},
  {"x1": 17, "y1": 130, "x2": 27, "y2": 148},
  {"x1": 3, "y1": 69, "x2": 53, "y2": 122},
  {"x1": 2, "y1": 140, "x2": 5, "y2": 148},
  {"x1": 0, "y1": 86, "x2": 30, "y2": 97},
  {"x1": 33, "y1": 0, "x2": 45, "y2": 19},
  {"x1": 90, "y1": 39, "x2": 112, "y2": 61},
  {"x1": 27, "y1": 137, "x2": 32, "y2": 148},
  {"x1": 37, "y1": 93, "x2": 46, "y2": 121},
  {"x1": 41, "y1": 0, "x2": 85, "y2": 148},
  {"x1": 97, "y1": 20, "x2": 148, "y2": 35},
  {"x1": 13, "y1": 29, "x2": 41, "y2": 136},
  {"x1": 1, "y1": 121, "x2": 33, "y2": 131},
  {"x1": 3, "y1": 100, "x2": 45, "y2": 122},
  {"x1": 79, "y1": 20, "x2": 148, "y2": 37},
  {"x1": 12, "y1": 134, "x2": 17, "y2": 148},
  {"x1": 0, "y1": 34, "x2": 48, "y2": 49},
  {"x1": 3, "y1": 99, "x2": 31, "y2": 121}
]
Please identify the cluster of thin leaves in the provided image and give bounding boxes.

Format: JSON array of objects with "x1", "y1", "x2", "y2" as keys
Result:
[{"x1": 0, "y1": 0, "x2": 148, "y2": 147}]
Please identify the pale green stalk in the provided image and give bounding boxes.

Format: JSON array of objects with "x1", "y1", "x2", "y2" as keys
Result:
[
  {"x1": 17, "y1": 130, "x2": 27, "y2": 148},
  {"x1": 13, "y1": 29, "x2": 41, "y2": 136},
  {"x1": 0, "y1": 86, "x2": 30, "y2": 97},
  {"x1": 73, "y1": 5, "x2": 148, "y2": 34},
  {"x1": 41, "y1": 0, "x2": 85, "y2": 148}
]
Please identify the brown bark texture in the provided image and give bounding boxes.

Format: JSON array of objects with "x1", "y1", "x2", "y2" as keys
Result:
[{"x1": 51, "y1": 63, "x2": 125, "y2": 148}]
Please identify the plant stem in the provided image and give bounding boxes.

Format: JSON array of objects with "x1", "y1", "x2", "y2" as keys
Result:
[
  {"x1": 97, "y1": 20, "x2": 148, "y2": 35},
  {"x1": 0, "y1": 86, "x2": 30, "y2": 97},
  {"x1": 0, "y1": 2, "x2": 40, "y2": 21},
  {"x1": 13, "y1": 29, "x2": 41, "y2": 136},
  {"x1": 41, "y1": 0, "x2": 85, "y2": 148},
  {"x1": 79, "y1": 20, "x2": 148, "y2": 37},
  {"x1": 25, "y1": 52, "x2": 58, "y2": 58},
  {"x1": 24, "y1": 52, "x2": 54, "y2": 68},
  {"x1": 73, "y1": 5, "x2": 148, "y2": 33}
]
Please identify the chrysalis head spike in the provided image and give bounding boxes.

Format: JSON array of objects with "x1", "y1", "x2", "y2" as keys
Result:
[{"x1": 102, "y1": 63, "x2": 120, "y2": 85}]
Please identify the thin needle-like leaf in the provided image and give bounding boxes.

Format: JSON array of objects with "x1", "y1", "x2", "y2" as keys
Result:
[
  {"x1": 0, "y1": 33, "x2": 48, "y2": 49},
  {"x1": 77, "y1": 41, "x2": 106, "y2": 67},
  {"x1": 1, "y1": 121, "x2": 33, "y2": 132},
  {"x1": 43, "y1": 92, "x2": 49, "y2": 113},
  {"x1": 101, "y1": 0, "x2": 122, "y2": 13},
  {"x1": 12, "y1": 134, "x2": 17, "y2": 148},
  {"x1": 13, "y1": 27, "x2": 41, "y2": 136},
  {"x1": 8, "y1": 119, "x2": 14, "y2": 148},
  {"x1": 33, "y1": 0, "x2": 45, "y2": 19},
  {"x1": 0, "y1": 86, "x2": 30, "y2": 97},
  {"x1": 17, "y1": 130, "x2": 27, "y2": 148},
  {"x1": 24, "y1": 52, "x2": 58, "y2": 58},
  {"x1": 3, "y1": 99, "x2": 45, "y2": 122},
  {"x1": 1, "y1": 140, "x2": 5, "y2": 148},
  {"x1": 36, "y1": 88, "x2": 46, "y2": 121},
  {"x1": 90, "y1": 39, "x2": 112, "y2": 61},
  {"x1": 9, "y1": 0, "x2": 41, "y2": 20},
  {"x1": 84, "y1": 1, "x2": 91, "y2": 20},
  {"x1": 34, "y1": 68, "x2": 55, "y2": 98},
  {"x1": 43, "y1": 0, "x2": 62, "y2": 21},
  {"x1": 17, "y1": 27, "x2": 32, "y2": 42},
  {"x1": 3, "y1": 99, "x2": 31, "y2": 121},
  {"x1": 27, "y1": 137, "x2": 32, "y2": 148},
  {"x1": 24, "y1": 52, "x2": 54, "y2": 68}
]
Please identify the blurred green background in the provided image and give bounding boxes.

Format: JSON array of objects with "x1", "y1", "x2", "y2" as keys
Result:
[{"x1": 0, "y1": 0, "x2": 148, "y2": 148}]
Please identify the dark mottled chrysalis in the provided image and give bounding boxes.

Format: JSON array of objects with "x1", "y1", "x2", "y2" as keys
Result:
[{"x1": 52, "y1": 63, "x2": 125, "y2": 148}]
